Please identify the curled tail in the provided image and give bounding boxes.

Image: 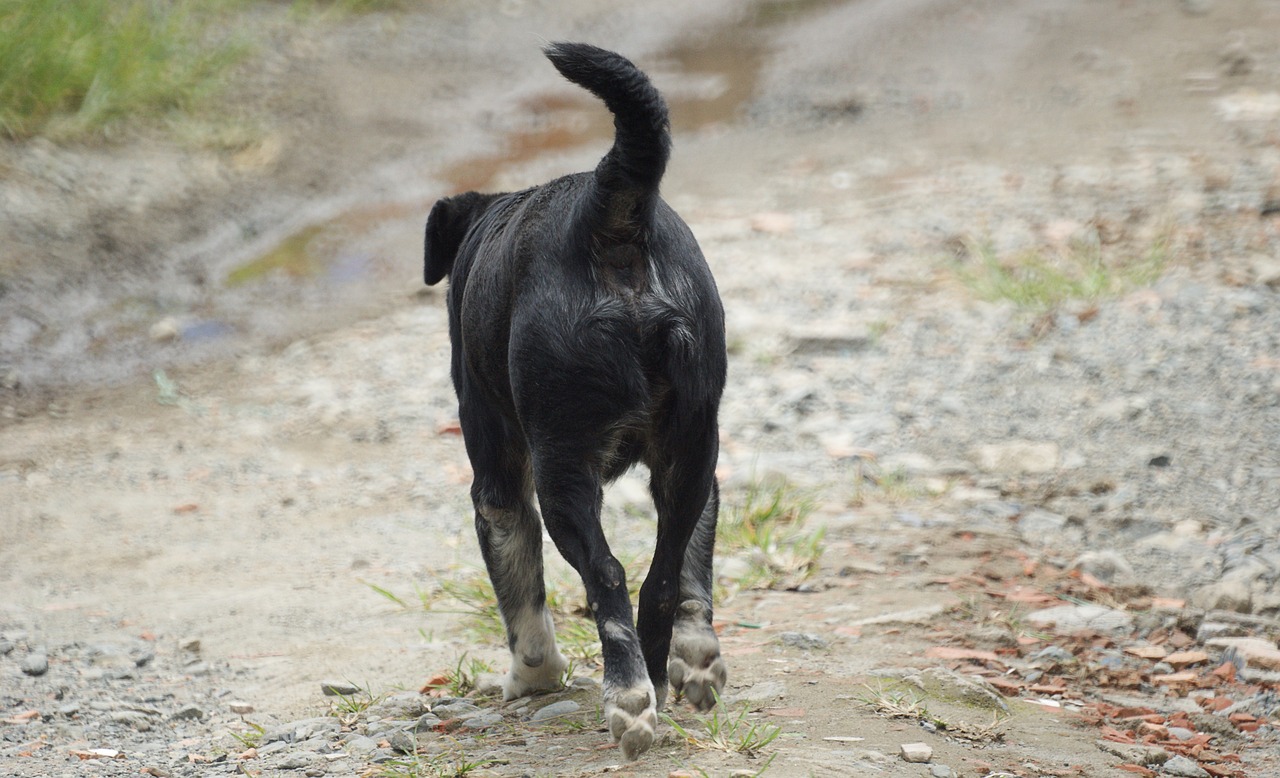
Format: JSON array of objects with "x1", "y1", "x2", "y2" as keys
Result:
[{"x1": 544, "y1": 42, "x2": 670, "y2": 233}]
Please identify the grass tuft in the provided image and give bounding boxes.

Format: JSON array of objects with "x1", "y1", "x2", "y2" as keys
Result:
[
  {"x1": 0, "y1": 0, "x2": 248, "y2": 139},
  {"x1": 718, "y1": 481, "x2": 825, "y2": 590},
  {"x1": 955, "y1": 237, "x2": 1168, "y2": 312},
  {"x1": 663, "y1": 690, "x2": 782, "y2": 758}
]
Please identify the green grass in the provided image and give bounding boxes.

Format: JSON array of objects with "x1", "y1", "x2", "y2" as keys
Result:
[
  {"x1": 0, "y1": 0, "x2": 249, "y2": 139},
  {"x1": 956, "y1": 238, "x2": 1168, "y2": 312},
  {"x1": 664, "y1": 690, "x2": 782, "y2": 758},
  {"x1": 718, "y1": 481, "x2": 825, "y2": 590}
]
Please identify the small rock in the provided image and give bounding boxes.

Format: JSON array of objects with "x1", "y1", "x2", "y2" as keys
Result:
[
  {"x1": 900, "y1": 742, "x2": 933, "y2": 763},
  {"x1": 273, "y1": 752, "x2": 323, "y2": 771},
  {"x1": 970, "y1": 440, "x2": 1059, "y2": 474},
  {"x1": 1070, "y1": 551, "x2": 1136, "y2": 585},
  {"x1": 930, "y1": 766, "x2": 956, "y2": 778},
  {"x1": 110, "y1": 711, "x2": 152, "y2": 731},
  {"x1": 58, "y1": 703, "x2": 80, "y2": 717},
  {"x1": 1163, "y1": 755, "x2": 1210, "y2": 777},
  {"x1": 387, "y1": 729, "x2": 416, "y2": 755},
  {"x1": 1251, "y1": 254, "x2": 1280, "y2": 287},
  {"x1": 413, "y1": 713, "x2": 441, "y2": 733},
  {"x1": 20, "y1": 652, "x2": 48, "y2": 676},
  {"x1": 779, "y1": 632, "x2": 828, "y2": 650},
  {"x1": 1026, "y1": 604, "x2": 1133, "y2": 634},
  {"x1": 1180, "y1": 0, "x2": 1212, "y2": 14},
  {"x1": 319, "y1": 680, "x2": 361, "y2": 697},
  {"x1": 343, "y1": 736, "x2": 378, "y2": 756},
  {"x1": 1205, "y1": 637, "x2": 1280, "y2": 670},
  {"x1": 736, "y1": 680, "x2": 788, "y2": 702},
  {"x1": 1030, "y1": 645, "x2": 1075, "y2": 664},
  {"x1": 431, "y1": 701, "x2": 479, "y2": 718},
  {"x1": 370, "y1": 692, "x2": 429, "y2": 719},
  {"x1": 751, "y1": 211, "x2": 795, "y2": 234},
  {"x1": 149, "y1": 318, "x2": 181, "y2": 342},
  {"x1": 0, "y1": 640, "x2": 13, "y2": 655},
  {"x1": 459, "y1": 712, "x2": 503, "y2": 730},
  {"x1": 229, "y1": 701, "x2": 255, "y2": 715},
  {"x1": 530, "y1": 700, "x2": 580, "y2": 723},
  {"x1": 179, "y1": 637, "x2": 201, "y2": 653},
  {"x1": 1095, "y1": 740, "x2": 1169, "y2": 765},
  {"x1": 171, "y1": 705, "x2": 204, "y2": 721}
]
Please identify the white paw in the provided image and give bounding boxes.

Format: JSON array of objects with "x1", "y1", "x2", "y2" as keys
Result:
[
  {"x1": 669, "y1": 608, "x2": 726, "y2": 711},
  {"x1": 502, "y1": 649, "x2": 568, "y2": 700},
  {"x1": 604, "y1": 685, "x2": 658, "y2": 760}
]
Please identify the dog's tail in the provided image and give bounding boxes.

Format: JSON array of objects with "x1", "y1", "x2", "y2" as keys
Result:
[{"x1": 544, "y1": 42, "x2": 670, "y2": 234}]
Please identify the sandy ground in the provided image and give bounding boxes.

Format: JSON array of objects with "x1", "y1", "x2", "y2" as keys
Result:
[{"x1": 3, "y1": 1, "x2": 1280, "y2": 776}]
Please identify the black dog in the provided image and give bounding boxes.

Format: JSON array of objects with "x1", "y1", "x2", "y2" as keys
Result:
[{"x1": 423, "y1": 43, "x2": 726, "y2": 759}]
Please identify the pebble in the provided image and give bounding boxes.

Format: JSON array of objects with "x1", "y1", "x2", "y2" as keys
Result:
[
  {"x1": 431, "y1": 700, "x2": 480, "y2": 718},
  {"x1": 530, "y1": 700, "x2": 581, "y2": 723},
  {"x1": 1163, "y1": 755, "x2": 1210, "y2": 777},
  {"x1": 460, "y1": 712, "x2": 504, "y2": 730},
  {"x1": 0, "y1": 640, "x2": 12, "y2": 655},
  {"x1": 1070, "y1": 550, "x2": 1136, "y2": 585},
  {"x1": 413, "y1": 713, "x2": 442, "y2": 732},
  {"x1": 1026, "y1": 604, "x2": 1134, "y2": 634},
  {"x1": 970, "y1": 440, "x2": 1059, "y2": 474},
  {"x1": 930, "y1": 766, "x2": 956, "y2": 778},
  {"x1": 229, "y1": 701, "x2": 255, "y2": 715},
  {"x1": 171, "y1": 704, "x2": 204, "y2": 721},
  {"x1": 320, "y1": 680, "x2": 362, "y2": 696},
  {"x1": 779, "y1": 631, "x2": 828, "y2": 650},
  {"x1": 387, "y1": 729, "x2": 417, "y2": 754},
  {"x1": 900, "y1": 742, "x2": 933, "y2": 763},
  {"x1": 20, "y1": 651, "x2": 49, "y2": 676}
]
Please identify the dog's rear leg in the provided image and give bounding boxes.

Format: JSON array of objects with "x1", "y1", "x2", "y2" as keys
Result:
[
  {"x1": 666, "y1": 483, "x2": 726, "y2": 710},
  {"x1": 533, "y1": 462, "x2": 656, "y2": 760},
  {"x1": 464, "y1": 407, "x2": 567, "y2": 700},
  {"x1": 644, "y1": 428, "x2": 726, "y2": 712}
]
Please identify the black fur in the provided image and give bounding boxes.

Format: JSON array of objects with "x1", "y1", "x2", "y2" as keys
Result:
[{"x1": 423, "y1": 42, "x2": 727, "y2": 759}]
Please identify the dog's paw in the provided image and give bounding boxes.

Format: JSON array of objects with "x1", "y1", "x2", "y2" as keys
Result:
[
  {"x1": 669, "y1": 603, "x2": 727, "y2": 711},
  {"x1": 604, "y1": 685, "x2": 658, "y2": 760},
  {"x1": 502, "y1": 650, "x2": 569, "y2": 700}
]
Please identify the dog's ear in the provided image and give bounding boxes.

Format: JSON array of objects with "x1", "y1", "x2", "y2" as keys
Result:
[{"x1": 424, "y1": 192, "x2": 492, "y2": 286}]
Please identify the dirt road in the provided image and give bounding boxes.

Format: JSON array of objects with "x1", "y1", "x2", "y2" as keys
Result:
[{"x1": 3, "y1": 1, "x2": 1279, "y2": 776}]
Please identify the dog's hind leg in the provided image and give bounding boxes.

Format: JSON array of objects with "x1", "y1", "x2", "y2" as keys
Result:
[
  {"x1": 666, "y1": 482, "x2": 727, "y2": 710},
  {"x1": 464, "y1": 404, "x2": 567, "y2": 700},
  {"x1": 532, "y1": 460, "x2": 657, "y2": 760},
  {"x1": 643, "y1": 425, "x2": 726, "y2": 712}
]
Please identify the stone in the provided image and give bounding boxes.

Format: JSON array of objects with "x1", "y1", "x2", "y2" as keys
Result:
[
  {"x1": 229, "y1": 701, "x2": 255, "y2": 715},
  {"x1": 970, "y1": 441, "x2": 1059, "y2": 474},
  {"x1": 930, "y1": 766, "x2": 956, "y2": 778},
  {"x1": 20, "y1": 652, "x2": 48, "y2": 676},
  {"x1": 110, "y1": 711, "x2": 151, "y2": 731},
  {"x1": 1095, "y1": 739, "x2": 1170, "y2": 765},
  {"x1": 779, "y1": 632, "x2": 828, "y2": 650},
  {"x1": 1205, "y1": 637, "x2": 1280, "y2": 670},
  {"x1": 413, "y1": 713, "x2": 441, "y2": 733},
  {"x1": 171, "y1": 705, "x2": 204, "y2": 721},
  {"x1": 1252, "y1": 254, "x2": 1280, "y2": 287},
  {"x1": 273, "y1": 752, "x2": 323, "y2": 770},
  {"x1": 387, "y1": 729, "x2": 416, "y2": 755},
  {"x1": 1163, "y1": 755, "x2": 1210, "y2": 777},
  {"x1": 900, "y1": 742, "x2": 933, "y2": 763},
  {"x1": 266, "y1": 717, "x2": 340, "y2": 744},
  {"x1": 1026, "y1": 604, "x2": 1133, "y2": 634},
  {"x1": 0, "y1": 640, "x2": 13, "y2": 655},
  {"x1": 149, "y1": 318, "x2": 180, "y2": 342},
  {"x1": 1192, "y1": 579, "x2": 1252, "y2": 613},
  {"x1": 530, "y1": 700, "x2": 580, "y2": 723},
  {"x1": 369, "y1": 692, "x2": 428, "y2": 719},
  {"x1": 344, "y1": 735, "x2": 378, "y2": 756},
  {"x1": 319, "y1": 680, "x2": 361, "y2": 697},
  {"x1": 459, "y1": 712, "x2": 503, "y2": 730},
  {"x1": 736, "y1": 680, "x2": 787, "y2": 702},
  {"x1": 431, "y1": 701, "x2": 480, "y2": 719},
  {"x1": 1070, "y1": 551, "x2": 1136, "y2": 585}
]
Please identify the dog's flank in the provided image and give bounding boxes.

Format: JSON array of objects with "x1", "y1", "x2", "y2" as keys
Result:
[{"x1": 422, "y1": 42, "x2": 727, "y2": 761}]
